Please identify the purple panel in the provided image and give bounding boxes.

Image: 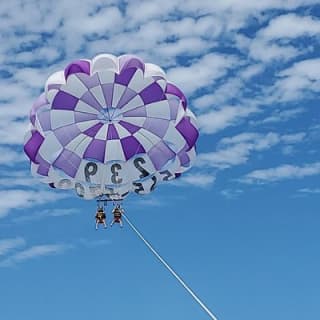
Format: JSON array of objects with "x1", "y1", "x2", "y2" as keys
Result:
[
  {"x1": 37, "y1": 111, "x2": 52, "y2": 131},
  {"x1": 34, "y1": 154, "x2": 50, "y2": 176},
  {"x1": 64, "y1": 60, "x2": 90, "y2": 80},
  {"x1": 123, "y1": 106, "x2": 147, "y2": 117},
  {"x1": 143, "y1": 118, "x2": 169, "y2": 138},
  {"x1": 165, "y1": 83, "x2": 187, "y2": 109},
  {"x1": 119, "y1": 121, "x2": 140, "y2": 134},
  {"x1": 102, "y1": 84, "x2": 113, "y2": 107},
  {"x1": 53, "y1": 149, "x2": 81, "y2": 178},
  {"x1": 120, "y1": 136, "x2": 145, "y2": 160},
  {"x1": 52, "y1": 91, "x2": 79, "y2": 110},
  {"x1": 178, "y1": 151, "x2": 190, "y2": 167},
  {"x1": 117, "y1": 88, "x2": 137, "y2": 109},
  {"x1": 148, "y1": 141, "x2": 175, "y2": 170},
  {"x1": 30, "y1": 93, "x2": 47, "y2": 125},
  {"x1": 84, "y1": 123, "x2": 104, "y2": 137},
  {"x1": 115, "y1": 68, "x2": 137, "y2": 86},
  {"x1": 168, "y1": 98, "x2": 180, "y2": 120},
  {"x1": 107, "y1": 124, "x2": 120, "y2": 140},
  {"x1": 83, "y1": 139, "x2": 106, "y2": 162},
  {"x1": 81, "y1": 91, "x2": 102, "y2": 110},
  {"x1": 54, "y1": 124, "x2": 82, "y2": 146},
  {"x1": 139, "y1": 82, "x2": 165, "y2": 104},
  {"x1": 37, "y1": 162, "x2": 50, "y2": 176},
  {"x1": 24, "y1": 131, "x2": 44, "y2": 163},
  {"x1": 77, "y1": 73, "x2": 100, "y2": 88},
  {"x1": 176, "y1": 117, "x2": 199, "y2": 148},
  {"x1": 119, "y1": 55, "x2": 145, "y2": 73},
  {"x1": 74, "y1": 112, "x2": 98, "y2": 122}
]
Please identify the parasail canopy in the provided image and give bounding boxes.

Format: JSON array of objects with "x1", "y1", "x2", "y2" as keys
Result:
[{"x1": 24, "y1": 54, "x2": 199, "y2": 200}]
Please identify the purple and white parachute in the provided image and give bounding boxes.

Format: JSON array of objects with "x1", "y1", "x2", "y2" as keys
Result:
[{"x1": 24, "y1": 54, "x2": 198, "y2": 200}]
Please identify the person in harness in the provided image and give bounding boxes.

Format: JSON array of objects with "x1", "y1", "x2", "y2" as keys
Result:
[
  {"x1": 95, "y1": 207, "x2": 107, "y2": 230},
  {"x1": 110, "y1": 204, "x2": 124, "y2": 228}
]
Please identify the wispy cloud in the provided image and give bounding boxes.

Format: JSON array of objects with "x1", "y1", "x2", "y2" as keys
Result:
[
  {"x1": 197, "y1": 132, "x2": 304, "y2": 169},
  {"x1": 0, "y1": 244, "x2": 72, "y2": 267},
  {"x1": 241, "y1": 162, "x2": 320, "y2": 184},
  {"x1": 298, "y1": 188, "x2": 320, "y2": 194},
  {"x1": 0, "y1": 189, "x2": 68, "y2": 218},
  {"x1": 13, "y1": 208, "x2": 79, "y2": 223},
  {"x1": 220, "y1": 189, "x2": 243, "y2": 199},
  {"x1": 0, "y1": 237, "x2": 26, "y2": 256},
  {"x1": 197, "y1": 104, "x2": 258, "y2": 134},
  {"x1": 173, "y1": 173, "x2": 216, "y2": 188}
]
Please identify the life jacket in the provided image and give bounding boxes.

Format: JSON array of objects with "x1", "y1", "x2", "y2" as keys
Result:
[
  {"x1": 113, "y1": 208, "x2": 122, "y2": 218},
  {"x1": 96, "y1": 211, "x2": 105, "y2": 220}
]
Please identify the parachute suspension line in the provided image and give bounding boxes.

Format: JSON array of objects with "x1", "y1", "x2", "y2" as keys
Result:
[{"x1": 122, "y1": 214, "x2": 218, "y2": 320}]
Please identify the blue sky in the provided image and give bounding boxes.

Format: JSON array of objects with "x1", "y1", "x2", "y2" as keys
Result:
[{"x1": 0, "y1": 1, "x2": 320, "y2": 319}]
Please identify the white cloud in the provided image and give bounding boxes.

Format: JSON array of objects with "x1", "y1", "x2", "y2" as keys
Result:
[
  {"x1": 13, "y1": 208, "x2": 79, "y2": 223},
  {"x1": 193, "y1": 78, "x2": 244, "y2": 110},
  {"x1": 281, "y1": 132, "x2": 306, "y2": 144},
  {"x1": 167, "y1": 53, "x2": 238, "y2": 95},
  {"x1": 197, "y1": 131, "x2": 306, "y2": 169},
  {"x1": 271, "y1": 58, "x2": 320, "y2": 101},
  {"x1": 241, "y1": 162, "x2": 320, "y2": 183},
  {"x1": 173, "y1": 173, "x2": 216, "y2": 188},
  {"x1": 220, "y1": 189, "x2": 243, "y2": 199},
  {"x1": 258, "y1": 13, "x2": 320, "y2": 39},
  {"x1": 298, "y1": 188, "x2": 320, "y2": 194},
  {"x1": 0, "y1": 146, "x2": 25, "y2": 164},
  {"x1": 0, "y1": 244, "x2": 72, "y2": 267},
  {"x1": 256, "y1": 107, "x2": 305, "y2": 124},
  {"x1": 0, "y1": 237, "x2": 26, "y2": 256},
  {"x1": 0, "y1": 189, "x2": 68, "y2": 218},
  {"x1": 198, "y1": 132, "x2": 280, "y2": 168},
  {"x1": 197, "y1": 104, "x2": 258, "y2": 135},
  {"x1": 248, "y1": 13, "x2": 320, "y2": 62}
]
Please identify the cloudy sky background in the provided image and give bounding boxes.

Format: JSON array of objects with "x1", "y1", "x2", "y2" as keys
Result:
[{"x1": 0, "y1": 1, "x2": 319, "y2": 320}]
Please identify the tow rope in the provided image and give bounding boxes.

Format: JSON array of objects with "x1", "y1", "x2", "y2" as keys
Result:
[{"x1": 123, "y1": 213, "x2": 218, "y2": 320}]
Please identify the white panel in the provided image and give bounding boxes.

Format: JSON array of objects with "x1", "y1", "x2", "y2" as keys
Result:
[
  {"x1": 62, "y1": 74, "x2": 88, "y2": 98},
  {"x1": 112, "y1": 83, "x2": 126, "y2": 108},
  {"x1": 144, "y1": 63, "x2": 166, "y2": 79},
  {"x1": 155, "y1": 79, "x2": 166, "y2": 90},
  {"x1": 133, "y1": 131, "x2": 154, "y2": 152},
  {"x1": 119, "y1": 95, "x2": 144, "y2": 113},
  {"x1": 127, "y1": 154, "x2": 156, "y2": 182},
  {"x1": 65, "y1": 134, "x2": 92, "y2": 156},
  {"x1": 90, "y1": 85, "x2": 105, "y2": 108},
  {"x1": 50, "y1": 110, "x2": 75, "y2": 130},
  {"x1": 104, "y1": 140, "x2": 126, "y2": 162},
  {"x1": 38, "y1": 133, "x2": 63, "y2": 163},
  {"x1": 175, "y1": 103, "x2": 186, "y2": 124},
  {"x1": 113, "y1": 123, "x2": 131, "y2": 139},
  {"x1": 76, "y1": 120, "x2": 99, "y2": 132},
  {"x1": 95, "y1": 124, "x2": 108, "y2": 140},
  {"x1": 145, "y1": 100, "x2": 171, "y2": 120},
  {"x1": 103, "y1": 161, "x2": 129, "y2": 185},
  {"x1": 98, "y1": 70, "x2": 115, "y2": 84},
  {"x1": 123, "y1": 116, "x2": 146, "y2": 127},
  {"x1": 128, "y1": 69, "x2": 154, "y2": 92},
  {"x1": 131, "y1": 175, "x2": 158, "y2": 195},
  {"x1": 45, "y1": 71, "x2": 65, "y2": 97},
  {"x1": 92, "y1": 54, "x2": 119, "y2": 73},
  {"x1": 46, "y1": 89, "x2": 60, "y2": 104},
  {"x1": 75, "y1": 160, "x2": 105, "y2": 185},
  {"x1": 137, "y1": 128, "x2": 161, "y2": 145},
  {"x1": 75, "y1": 100, "x2": 100, "y2": 115}
]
